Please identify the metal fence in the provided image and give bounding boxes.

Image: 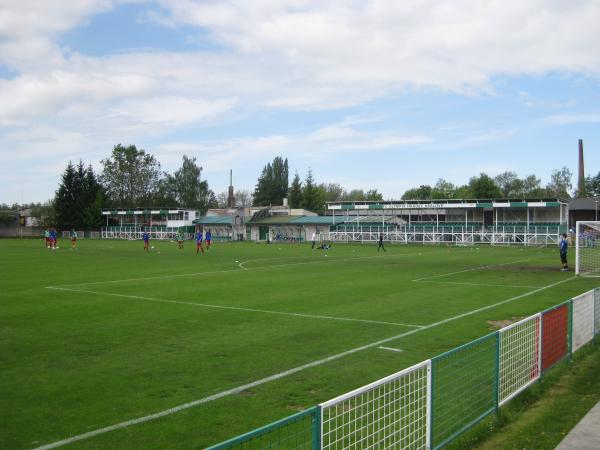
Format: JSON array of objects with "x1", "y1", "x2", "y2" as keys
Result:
[{"x1": 206, "y1": 287, "x2": 600, "y2": 449}]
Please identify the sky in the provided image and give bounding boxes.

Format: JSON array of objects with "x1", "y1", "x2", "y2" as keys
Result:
[{"x1": 1, "y1": 0, "x2": 599, "y2": 205}]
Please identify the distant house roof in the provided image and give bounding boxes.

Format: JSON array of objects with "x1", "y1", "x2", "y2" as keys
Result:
[{"x1": 568, "y1": 197, "x2": 600, "y2": 211}]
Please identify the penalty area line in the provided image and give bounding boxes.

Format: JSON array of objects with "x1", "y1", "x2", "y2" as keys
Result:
[
  {"x1": 33, "y1": 276, "x2": 576, "y2": 450},
  {"x1": 46, "y1": 286, "x2": 425, "y2": 329}
]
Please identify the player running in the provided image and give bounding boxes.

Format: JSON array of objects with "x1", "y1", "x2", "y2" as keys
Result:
[
  {"x1": 44, "y1": 229, "x2": 51, "y2": 248},
  {"x1": 205, "y1": 229, "x2": 212, "y2": 251},
  {"x1": 142, "y1": 231, "x2": 150, "y2": 251},
  {"x1": 70, "y1": 229, "x2": 77, "y2": 249},
  {"x1": 176, "y1": 230, "x2": 184, "y2": 249},
  {"x1": 196, "y1": 230, "x2": 205, "y2": 255},
  {"x1": 377, "y1": 233, "x2": 386, "y2": 252}
]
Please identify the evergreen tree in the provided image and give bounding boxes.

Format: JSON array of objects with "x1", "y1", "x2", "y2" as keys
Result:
[
  {"x1": 54, "y1": 161, "x2": 78, "y2": 229},
  {"x1": 288, "y1": 173, "x2": 303, "y2": 208},
  {"x1": 55, "y1": 161, "x2": 105, "y2": 229},
  {"x1": 82, "y1": 164, "x2": 105, "y2": 229},
  {"x1": 302, "y1": 168, "x2": 323, "y2": 212},
  {"x1": 253, "y1": 156, "x2": 289, "y2": 206}
]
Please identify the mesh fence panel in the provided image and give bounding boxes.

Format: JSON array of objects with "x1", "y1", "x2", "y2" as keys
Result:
[
  {"x1": 572, "y1": 292, "x2": 595, "y2": 352},
  {"x1": 576, "y1": 222, "x2": 600, "y2": 276},
  {"x1": 205, "y1": 407, "x2": 318, "y2": 450},
  {"x1": 499, "y1": 314, "x2": 541, "y2": 405},
  {"x1": 541, "y1": 303, "x2": 569, "y2": 372},
  {"x1": 431, "y1": 333, "x2": 498, "y2": 449},
  {"x1": 320, "y1": 360, "x2": 430, "y2": 450}
]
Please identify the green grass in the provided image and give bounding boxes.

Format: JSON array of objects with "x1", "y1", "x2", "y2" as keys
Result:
[{"x1": 1, "y1": 238, "x2": 598, "y2": 449}]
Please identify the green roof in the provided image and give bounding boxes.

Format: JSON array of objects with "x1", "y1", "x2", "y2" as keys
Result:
[
  {"x1": 194, "y1": 216, "x2": 233, "y2": 225},
  {"x1": 247, "y1": 215, "x2": 335, "y2": 225},
  {"x1": 290, "y1": 216, "x2": 336, "y2": 225},
  {"x1": 247, "y1": 216, "x2": 297, "y2": 225}
]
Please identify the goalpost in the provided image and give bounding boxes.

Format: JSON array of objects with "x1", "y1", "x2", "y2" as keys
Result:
[{"x1": 576, "y1": 221, "x2": 600, "y2": 277}]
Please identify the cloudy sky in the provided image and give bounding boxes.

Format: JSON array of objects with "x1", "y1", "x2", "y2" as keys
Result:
[{"x1": 1, "y1": 0, "x2": 599, "y2": 204}]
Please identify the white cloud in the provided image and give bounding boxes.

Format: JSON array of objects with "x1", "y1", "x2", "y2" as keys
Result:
[{"x1": 542, "y1": 113, "x2": 600, "y2": 125}]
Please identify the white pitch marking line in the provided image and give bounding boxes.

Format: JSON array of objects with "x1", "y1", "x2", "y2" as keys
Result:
[
  {"x1": 378, "y1": 346, "x2": 403, "y2": 353},
  {"x1": 414, "y1": 280, "x2": 542, "y2": 289},
  {"x1": 47, "y1": 249, "x2": 462, "y2": 289},
  {"x1": 33, "y1": 276, "x2": 576, "y2": 450},
  {"x1": 411, "y1": 257, "x2": 533, "y2": 282},
  {"x1": 46, "y1": 286, "x2": 425, "y2": 329}
]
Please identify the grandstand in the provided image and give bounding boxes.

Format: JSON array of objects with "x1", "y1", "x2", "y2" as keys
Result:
[
  {"x1": 193, "y1": 215, "x2": 234, "y2": 241},
  {"x1": 327, "y1": 198, "x2": 568, "y2": 245},
  {"x1": 100, "y1": 208, "x2": 198, "y2": 239}
]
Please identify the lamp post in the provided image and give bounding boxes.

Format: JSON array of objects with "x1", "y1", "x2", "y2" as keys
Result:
[{"x1": 595, "y1": 200, "x2": 598, "y2": 221}]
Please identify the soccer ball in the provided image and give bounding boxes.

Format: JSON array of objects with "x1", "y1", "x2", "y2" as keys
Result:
[{"x1": 151, "y1": 246, "x2": 155, "y2": 249}]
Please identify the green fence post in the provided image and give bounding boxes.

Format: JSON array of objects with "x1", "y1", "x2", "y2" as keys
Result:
[{"x1": 312, "y1": 406, "x2": 321, "y2": 450}]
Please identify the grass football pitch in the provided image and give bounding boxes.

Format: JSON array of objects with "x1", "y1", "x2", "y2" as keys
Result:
[{"x1": 1, "y1": 238, "x2": 598, "y2": 449}]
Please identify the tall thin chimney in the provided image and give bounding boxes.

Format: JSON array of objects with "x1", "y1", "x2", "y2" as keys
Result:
[
  {"x1": 578, "y1": 139, "x2": 585, "y2": 197},
  {"x1": 227, "y1": 169, "x2": 235, "y2": 208}
]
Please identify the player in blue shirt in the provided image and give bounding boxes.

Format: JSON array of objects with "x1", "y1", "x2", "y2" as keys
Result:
[
  {"x1": 196, "y1": 230, "x2": 205, "y2": 255},
  {"x1": 205, "y1": 229, "x2": 212, "y2": 251},
  {"x1": 142, "y1": 231, "x2": 150, "y2": 251},
  {"x1": 558, "y1": 233, "x2": 568, "y2": 271},
  {"x1": 49, "y1": 228, "x2": 58, "y2": 249}
]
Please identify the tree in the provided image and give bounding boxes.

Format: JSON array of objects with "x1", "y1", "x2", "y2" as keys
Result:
[
  {"x1": 100, "y1": 144, "x2": 162, "y2": 207},
  {"x1": 154, "y1": 175, "x2": 178, "y2": 207},
  {"x1": 55, "y1": 161, "x2": 105, "y2": 229},
  {"x1": 401, "y1": 185, "x2": 432, "y2": 200},
  {"x1": 431, "y1": 179, "x2": 456, "y2": 199},
  {"x1": 54, "y1": 161, "x2": 78, "y2": 229},
  {"x1": 253, "y1": 156, "x2": 289, "y2": 206},
  {"x1": 288, "y1": 173, "x2": 303, "y2": 208},
  {"x1": 584, "y1": 171, "x2": 600, "y2": 197},
  {"x1": 494, "y1": 171, "x2": 521, "y2": 197},
  {"x1": 546, "y1": 167, "x2": 573, "y2": 199},
  {"x1": 302, "y1": 168, "x2": 323, "y2": 212},
  {"x1": 319, "y1": 183, "x2": 345, "y2": 202},
  {"x1": 171, "y1": 156, "x2": 210, "y2": 212},
  {"x1": 365, "y1": 189, "x2": 383, "y2": 201},
  {"x1": 468, "y1": 173, "x2": 501, "y2": 199},
  {"x1": 81, "y1": 164, "x2": 105, "y2": 228},
  {"x1": 216, "y1": 191, "x2": 228, "y2": 208},
  {"x1": 206, "y1": 190, "x2": 219, "y2": 209},
  {"x1": 453, "y1": 184, "x2": 473, "y2": 199},
  {"x1": 234, "y1": 189, "x2": 253, "y2": 207}
]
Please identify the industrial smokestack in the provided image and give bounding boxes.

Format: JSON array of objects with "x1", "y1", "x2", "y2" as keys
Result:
[
  {"x1": 227, "y1": 169, "x2": 235, "y2": 208},
  {"x1": 578, "y1": 139, "x2": 585, "y2": 197}
]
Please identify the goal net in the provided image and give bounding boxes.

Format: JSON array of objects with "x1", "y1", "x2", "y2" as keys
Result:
[{"x1": 576, "y1": 221, "x2": 600, "y2": 277}]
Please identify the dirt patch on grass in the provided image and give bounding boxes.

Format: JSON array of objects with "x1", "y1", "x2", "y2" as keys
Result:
[
  {"x1": 487, "y1": 317, "x2": 525, "y2": 330},
  {"x1": 238, "y1": 390, "x2": 256, "y2": 397}
]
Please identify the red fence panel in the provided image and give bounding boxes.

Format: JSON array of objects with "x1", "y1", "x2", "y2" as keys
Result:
[{"x1": 541, "y1": 303, "x2": 569, "y2": 372}]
